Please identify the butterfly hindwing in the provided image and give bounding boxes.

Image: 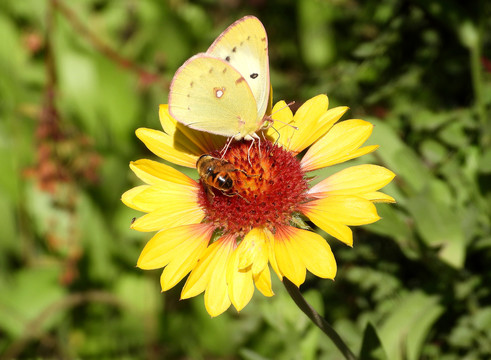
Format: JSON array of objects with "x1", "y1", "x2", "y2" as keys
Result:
[{"x1": 168, "y1": 55, "x2": 259, "y2": 138}]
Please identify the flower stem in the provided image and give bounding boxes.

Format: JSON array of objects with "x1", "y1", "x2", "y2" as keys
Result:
[{"x1": 283, "y1": 278, "x2": 358, "y2": 360}]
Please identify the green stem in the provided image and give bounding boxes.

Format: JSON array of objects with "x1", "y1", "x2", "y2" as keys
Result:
[{"x1": 283, "y1": 278, "x2": 358, "y2": 360}]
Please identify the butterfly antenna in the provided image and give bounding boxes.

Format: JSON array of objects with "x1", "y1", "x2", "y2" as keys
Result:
[
  {"x1": 270, "y1": 101, "x2": 298, "y2": 130},
  {"x1": 269, "y1": 126, "x2": 281, "y2": 148}
]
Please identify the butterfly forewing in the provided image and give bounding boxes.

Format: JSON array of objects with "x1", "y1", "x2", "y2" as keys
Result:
[
  {"x1": 169, "y1": 55, "x2": 259, "y2": 138},
  {"x1": 207, "y1": 16, "x2": 270, "y2": 122}
]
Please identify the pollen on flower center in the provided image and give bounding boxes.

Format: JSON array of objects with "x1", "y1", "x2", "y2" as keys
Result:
[{"x1": 197, "y1": 140, "x2": 309, "y2": 236}]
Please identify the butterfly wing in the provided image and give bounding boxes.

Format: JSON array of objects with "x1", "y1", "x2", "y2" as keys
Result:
[
  {"x1": 169, "y1": 54, "x2": 259, "y2": 138},
  {"x1": 207, "y1": 16, "x2": 270, "y2": 123}
]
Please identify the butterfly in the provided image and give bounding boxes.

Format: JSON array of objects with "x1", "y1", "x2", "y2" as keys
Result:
[{"x1": 168, "y1": 16, "x2": 271, "y2": 142}]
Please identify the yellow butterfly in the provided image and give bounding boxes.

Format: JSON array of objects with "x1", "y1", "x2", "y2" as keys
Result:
[{"x1": 168, "y1": 16, "x2": 271, "y2": 141}]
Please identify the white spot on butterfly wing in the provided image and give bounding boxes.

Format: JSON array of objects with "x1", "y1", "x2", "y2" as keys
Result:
[{"x1": 214, "y1": 87, "x2": 226, "y2": 98}]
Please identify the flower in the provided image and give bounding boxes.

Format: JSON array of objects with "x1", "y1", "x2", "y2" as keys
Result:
[{"x1": 122, "y1": 95, "x2": 395, "y2": 317}]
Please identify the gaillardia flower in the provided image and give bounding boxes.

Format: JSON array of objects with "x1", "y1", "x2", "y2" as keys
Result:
[{"x1": 122, "y1": 95, "x2": 395, "y2": 317}]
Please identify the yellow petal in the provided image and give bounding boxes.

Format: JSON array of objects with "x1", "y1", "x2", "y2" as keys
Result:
[
  {"x1": 271, "y1": 95, "x2": 335, "y2": 154},
  {"x1": 265, "y1": 228, "x2": 282, "y2": 281},
  {"x1": 131, "y1": 182, "x2": 198, "y2": 212},
  {"x1": 206, "y1": 266, "x2": 232, "y2": 317},
  {"x1": 131, "y1": 188, "x2": 204, "y2": 232},
  {"x1": 130, "y1": 159, "x2": 195, "y2": 186},
  {"x1": 285, "y1": 227, "x2": 337, "y2": 280},
  {"x1": 323, "y1": 221, "x2": 353, "y2": 246},
  {"x1": 304, "y1": 195, "x2": 380, "y2": 226},
  {"x1": 271, "y1": 100, "x2": 294, "y2": 126},
  {"x1": 360, "y1": 191, "x2": 396, "y2": 203},
  {"x1": 254, "y1": 266, "x2": 274, "y2": 297},
  {"x1": 309, "y1": 165, "x2": 396, "y2": 197},
  {"x1": 137, "y1": 223, "x2": 212, "y2": 270},
  {"x1": 237, "y1": 228, "x2": 269, "y2": 274},
  {"x1": 265, "y1": 101, "x2": 293, "y2": 147},
  {"x1": 227, "y1": 248, "x2": 254, "y2": 312},
  {"x1": 314, "y1": 107, "x2": 349, "y2": 138},
  {"x1": 293, "y1": 94, "x2": 329, "y2": 129},
  {"x1": 160, "y1": 229, "x2": 209, "y2": 290},
  {"x1": 159, "y1": 104, "x2": 225, "y2": 157},
  {"x1": 203, "y1": 238, "x2": 235, "y2": 317},
  {"x1": 289, "y1": 105, "x2": 349, "y2": 154},
  {"x1": 181, "y1": 237, "x2": 233, "y2": 299},
  {"x1": 274, "y1": 227, "x2": 306, "y2": 287},
  {"x1": 304, "y1": 206, "x2": 354, "y2": 246},
  {"x1": 136, "y1": 127, "x2": 197, "y2": 168},
  {"x1": 301, "y1": 120, "x2": 378, "y2": 172},
  {"x1": 121, "y1": 185, "x2": 150, "y2": 211}
]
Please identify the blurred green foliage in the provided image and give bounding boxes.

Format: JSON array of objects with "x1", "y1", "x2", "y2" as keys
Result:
[{"x1": 1, "y1": 0, "x2": 491, "y2": 358}]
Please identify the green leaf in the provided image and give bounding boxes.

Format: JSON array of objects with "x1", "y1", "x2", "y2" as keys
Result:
[
  {"x1": 300, "y1": 326, "x2": 321, "y2": 360},
  {"x1": 479, "y1": 147, "x2": 491, "y2": 173},
  {"x1": 368, "y1": 118, "x2": 432, "y2": 194},
  {"x1": 406, "y1": 187, "x2": 466, "y2": 268},
  {"x1": 77, "y1": 191, "x2": 117, "y2": 282},
  {"x1": 359, "y1": 322, "x2": 388, "y2": 360},
  {"x1": 0, "y1": 267, "x2": 66, "y2": 338},
  {"x1": 95, "y1": 57, "x2": 140, "y2": 151},
  {"x1": 378, "y1": 291, "x2": 444, "y2": 360}
]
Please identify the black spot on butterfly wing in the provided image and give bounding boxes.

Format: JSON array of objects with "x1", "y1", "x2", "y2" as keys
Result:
[{"x1": 250, "y1": 73, "x2": 258, "y2": 79}]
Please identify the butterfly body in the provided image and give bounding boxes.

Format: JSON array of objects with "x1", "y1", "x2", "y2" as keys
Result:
[{"x1": 169, "y1": 16, "x2": 270, "y2": 140}]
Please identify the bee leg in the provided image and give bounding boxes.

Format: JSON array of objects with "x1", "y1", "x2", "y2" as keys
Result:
[
  {"x1": 203, "y1": 183, "x2": 216, "y2": 204},
  {"x1": 237, "y1": 169, "x2": 259, "y2": 178},
  {"x1": 220, "y1": 190, "x2": 250, "y2": 204}
]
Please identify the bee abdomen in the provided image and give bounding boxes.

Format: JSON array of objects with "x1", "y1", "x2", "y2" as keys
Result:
[{"x1": 216, "y1": 174, "x2": 233, "y2": 190}]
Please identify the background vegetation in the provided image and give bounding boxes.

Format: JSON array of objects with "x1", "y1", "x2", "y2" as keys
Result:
[{"x1": 1, "y1": 0, "x2": 491, "y2": 358}]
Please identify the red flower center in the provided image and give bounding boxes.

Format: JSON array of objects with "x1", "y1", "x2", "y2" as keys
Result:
[{"x1": 197, "y1": 140, "x2": 309, "y2": 237}]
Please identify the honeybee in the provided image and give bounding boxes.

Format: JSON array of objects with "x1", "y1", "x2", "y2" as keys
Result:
[{"x1": 196, "y1": 155, "x2": 256, "y2": 202}]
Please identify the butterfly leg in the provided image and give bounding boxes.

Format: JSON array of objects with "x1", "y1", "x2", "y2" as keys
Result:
[
  {"x1": 220, "y1": 137, "x2": 234, "y2": 158},
  {"x1": 245, "y1": 133, "x2": 263, "y2": 165},
  {"x1": 247, "y1": 138, "x2": 255, "y2": 166}
]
